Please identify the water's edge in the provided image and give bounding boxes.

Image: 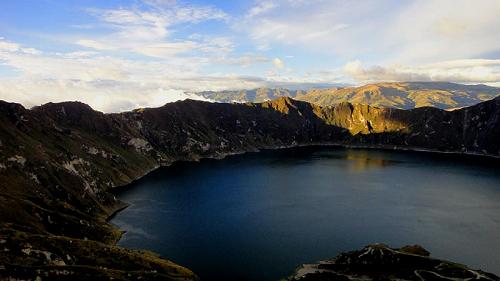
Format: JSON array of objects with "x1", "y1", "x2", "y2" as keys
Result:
[{"x1": 106, "y1": 143, "x2": 500, "y2": 276}]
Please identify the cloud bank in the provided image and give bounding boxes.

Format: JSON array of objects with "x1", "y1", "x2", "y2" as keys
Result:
[
  {"x1": 0, "y1": 0, "x2": 500, "y2": 111},
  {"x1": 344, "y1": 59, "x2": 500, "y2": 84}
]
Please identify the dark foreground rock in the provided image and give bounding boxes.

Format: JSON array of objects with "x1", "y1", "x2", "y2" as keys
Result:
[
  {"x1": 0, "y1": 228, "x2": 198, "y2": 281},
  {"x1": 288, "y1": 244, "x2": 500, "y2": 281}
]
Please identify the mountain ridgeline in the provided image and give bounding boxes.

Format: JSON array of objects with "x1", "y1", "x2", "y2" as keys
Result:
[
  {"x1": 198, "y1": 82, "x2": 500, "y2": 110},
  {"x1": 1, "y1": 96, "x2": 500, "y2": 280}
]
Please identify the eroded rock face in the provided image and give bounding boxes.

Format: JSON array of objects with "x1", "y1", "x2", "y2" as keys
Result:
[{"x1": 289, "y1": 244, "x2": 500, "y2": 281}]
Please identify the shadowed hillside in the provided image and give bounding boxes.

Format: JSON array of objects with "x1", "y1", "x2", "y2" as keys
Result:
[{"x1": 0, "y1": 96, "x2": 499, "y2": 280}]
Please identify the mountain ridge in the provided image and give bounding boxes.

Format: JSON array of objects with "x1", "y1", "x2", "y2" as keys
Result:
[
  {"x1": 1, "y1": 96, "x2": 499, "y2": 280},
  {"x1": 197, "y1": 82, "x2": 500, "y2": 110}
]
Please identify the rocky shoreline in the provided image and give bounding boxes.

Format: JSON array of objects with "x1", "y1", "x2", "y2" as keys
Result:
[
  {"x1": 288, "y1": 244, "x2": 500, "y2": 281},
  {"x1": 108, "y1": 143, "x2": 500, "y2": 280},
  {"x1": 109, "y1": 141, "x2": 500, "y2": 243}
]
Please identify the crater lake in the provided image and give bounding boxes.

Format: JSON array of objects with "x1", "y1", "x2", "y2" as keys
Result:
[{"x1": 111, "y1": 147, "x2": 500, "y2": 281}]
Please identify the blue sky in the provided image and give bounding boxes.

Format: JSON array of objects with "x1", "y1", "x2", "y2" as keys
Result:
[{"x1": 1, "y1": 0, "x2": 500, "y2": 112}]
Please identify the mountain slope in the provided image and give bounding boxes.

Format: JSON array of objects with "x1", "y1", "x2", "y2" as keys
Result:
[
  {"x1": 198, "y1": 82, "x2": 500, "y2": 110},
  {"x1": 0, "y1": 96, "x2": 499, "y2": 279},
  {"x1": 197, "y1": 88, "x2": 305, "y2": 103}
]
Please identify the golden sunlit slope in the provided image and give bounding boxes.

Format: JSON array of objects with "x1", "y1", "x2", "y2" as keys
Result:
[
  {"x1": 296, "y1": 82, "x2": 500, "y2": 109},
  {"x1": 199, "y1": 82, "x2": 500, "y2": 110}
]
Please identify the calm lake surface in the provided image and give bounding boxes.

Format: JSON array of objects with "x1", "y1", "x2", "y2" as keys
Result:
[{"x1": 112, "y1": 147, "x2": 500, "y2": 280}]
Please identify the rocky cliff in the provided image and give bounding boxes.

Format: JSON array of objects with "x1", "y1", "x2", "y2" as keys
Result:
[{"x1": 0, "y1": 96, "x2": 499, "y2": 280}]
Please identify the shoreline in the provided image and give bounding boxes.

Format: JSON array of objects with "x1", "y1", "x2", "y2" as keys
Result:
[
  {"x1": 106, "y1": 142, "x2": 500, "y2": 246},
  {"x1": 106, "y1": 202, "x2": 130, "y2": 222}
]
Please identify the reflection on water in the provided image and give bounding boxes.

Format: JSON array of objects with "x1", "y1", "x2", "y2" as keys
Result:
[
  {"x1": 344, "y1": 150, "x2": 397, "y2": 171},
  {"x1": 300, "y1": 148, "x2": 400, "y2": 172},
  {"x1": 112, "y1": 147, "x2": 500, "y2": 281}
]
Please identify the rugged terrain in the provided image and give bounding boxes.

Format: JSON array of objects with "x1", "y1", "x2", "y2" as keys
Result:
[
  {"x1": 0, "y1": 96, "x2": 499, "y2": 280},
  {"x1": 198, "y1": 82, "x2": 500, "y2": 110},
  {"x1": 289, "y1": 244, "x2": 500, "y2": 281}
]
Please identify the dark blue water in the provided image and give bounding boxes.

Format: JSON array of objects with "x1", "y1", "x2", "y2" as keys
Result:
[{"x1": 112, "y1": 147, "x2": 500, "y2": 280}]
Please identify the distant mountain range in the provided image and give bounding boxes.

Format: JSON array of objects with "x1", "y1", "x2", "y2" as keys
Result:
[{"x1": 198, "y1": 82, "x2": 500, "y2": 110}]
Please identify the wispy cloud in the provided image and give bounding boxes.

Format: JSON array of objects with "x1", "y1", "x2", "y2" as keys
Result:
[
  {"x1": 1, "y1": 0, "x2": 500, "y2": 111},
  {"x1": 246, "y1": 1, "x2": 277, "y2": 18},
  {"x1": 0, "y1": 37, "x2": 273, "y2": 112},
  {"x1": 76, "y1": 39, "x2": 115, "y2": 51},
  {"x1": 76, "y1": 0, "x2": 229, "y2": 58},
  {"x1": 344, "y1": 59, "x2": 500, "y2": 84},
  {"x1": 272, "y1": 58, "x2": 284, "y2": 69},
  {"x1": 242, "y1": 0, "x2": 500, "y2": 63},
  {"x1": 0, "y1": 1, "x2": 275, "y2": 112}
]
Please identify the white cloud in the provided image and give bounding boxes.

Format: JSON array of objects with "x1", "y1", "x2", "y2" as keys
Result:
[
  {"x1": 238, "y1": 0, "x2": 500, "y2": 85},
  {"x1": 242, "y1": 1, "x2": 366, "y2": 54},
  {"x1": 384, "y1": 0, "x2": 500, "y2": 63},
  {"x1": 0, "y1": 38, "x2": 339, "y2": 112},
  {"x1": 0, "y1": 40, "x2": 20, "y2": 52},
  {"x1": 132, "y1": 41, "x2": 199, "y2": 57},
  {"x1": 246, "y1": 1, "x2": 277, "y2": 18},
  {"x1": 0, "y1": 37, "x2": 199, "y2": 111},
  {"x1": 0, "y1": 79, "x2": 192, "y2": 113},
  {"x1": 272, "y1": 58, "x2": 284, "y2": 69},
  {"x1": 77, "y1": 1, "x2": 229, "y2": 58},
  {"x1": 214, "y1": 55, "x2": 270, "y2": 67},
  {"x1": 76, "y1": 39, "x2": 115, "y2": 51},
  {"x1": 0, "y1": 39, "x2": 41, "y2": 56},
  {"x1": 344, "y1": 59, "x2": 500, "y2": 83},
  {"x1": 241, "y1": 0, "x2": 500, "y2": 64},
  {"x1": 426, "y1": 59, "x2": 500, "y2": 69},
  {"x1": 0, "y1": 39, "x2": 40, "y2": 58},
  {"x1": 20, "y1": 48, "x2": 41, "y2": 55},
  {"x1": 0, "y1": 38, "x2": 273, "y2": 112},
  {"x1": 3, "y1": 0, "x2": 500, "y2": 112}
]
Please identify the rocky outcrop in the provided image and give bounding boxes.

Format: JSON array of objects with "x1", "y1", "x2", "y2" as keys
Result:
[
  {"x1": 0, "y1": 96, "x2": 499, "y2": 280},
  {"x1": 289, "y1": 244, "x2": 500, "y2": 281},
  {"x1": 1, "y1": 228, "x2": 198, "y2": 281}
]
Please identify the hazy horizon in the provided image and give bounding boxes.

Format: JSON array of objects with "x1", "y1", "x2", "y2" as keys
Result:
[{"x1": 1, "y1": 0, "x2": 500, "y2": 112}]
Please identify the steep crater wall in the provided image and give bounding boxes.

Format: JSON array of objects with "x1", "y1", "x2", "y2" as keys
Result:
[{"x1": 0, "y1": 96, "x2": 499, "y2": 280}]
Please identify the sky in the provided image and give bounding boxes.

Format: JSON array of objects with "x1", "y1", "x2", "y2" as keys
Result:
[{"x1": 1, "y1": 0, "x2": 500, "y2": 112}]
